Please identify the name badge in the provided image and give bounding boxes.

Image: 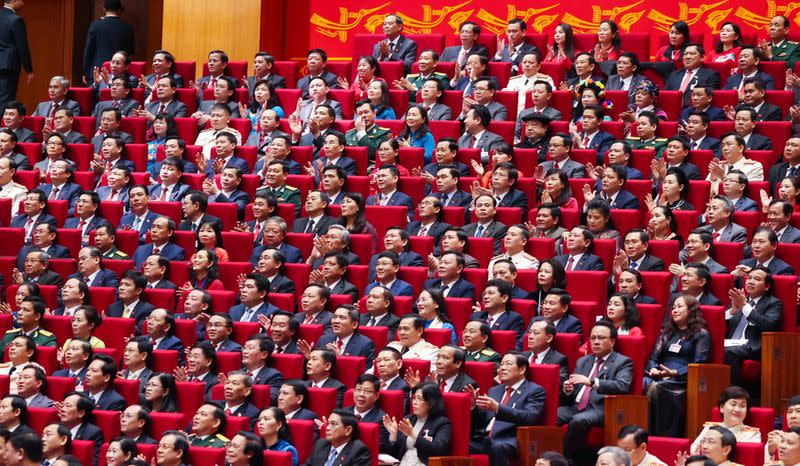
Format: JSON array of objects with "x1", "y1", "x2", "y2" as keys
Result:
[{"x1": 669, "y1": 343, "x2": 682, "y2": 353}]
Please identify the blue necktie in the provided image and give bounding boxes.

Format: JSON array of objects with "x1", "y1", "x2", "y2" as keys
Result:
[{"x1": 324, "y1": 448, "x2": 339, "y2": 466}]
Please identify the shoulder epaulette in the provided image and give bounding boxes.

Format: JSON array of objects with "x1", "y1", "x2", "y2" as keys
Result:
[
  {"x1": 216, "y1": 434, "x2": 229, "y2": 442},
  {"x1": 522, "y1": 252, "x2": 536, "y2": 260},
  {"x1": 742, "y1": 425, "x2": 760, "y2": 431},
  {"x1": 284, "y1": 186, "x2": 298, "y2": 191},
  {"x1": 433, "y1": 72, "x2": 447, "y2": 77},
  {"x1": 508, "y1": 75, "x2": 523, "y2": 80},
  {"x1": 37, "y1": 330, "x2": 54, "y2": 336},
  {"x1": 4, "y1": 329, "x2": 20, "y2": 335},
  {"x1": 654, "y1": 138, "x2": 667, "y2": 142},
  {"x1": 702, "y1": 421, "x2": 721, "y2": 427},
  {"x1": 406, "y1": 74, "x2": 420, "y2": 78},
  {"x1": 788, "y1": 41, "x2": 799, "y2": 45},
  {"x1": 490, "y1": 254, "x2": 505, "y2": 260},
  {"x1": 377, "y1": 126, "x2": 391, "y2": 131},
  {"x1": 481, "y1": 349, "x2": 497, "y2": 355},
  {"x1": 627, "y1": 136, "x2": 641, "y2": 141}
]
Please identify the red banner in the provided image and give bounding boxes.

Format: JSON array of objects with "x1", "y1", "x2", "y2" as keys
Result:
[{"x1": 295, "y1": 0, "x2": 800, "y2": 59}]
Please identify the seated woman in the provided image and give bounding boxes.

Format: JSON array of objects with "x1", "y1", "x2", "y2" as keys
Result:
[
  {"x1": 530, "y1": 259, "x2": 567, "y2": 316},
  {"x1": 592, "y1": 20, "x2": 624, "y2": 62},
  {"x1": 194, "y1": 221, "x2": 229, "y2": 263},
  {"x1": 144, "y1": 372, "x2": 179, "y2": 413},
  {"x1": 61, "y1": 305, "x2": 105, "y2": 350},
  {"x1": 761, "y1": 176, "x2": 800, "y2": 213},
  {"x1": 417, "y1": 288, "x2": 457, "y2": 344},
  {"x1": 226, "y1": 431, "x2": 265, "y2": 466},
  {"x1": 384, "y1": 381, "x2": 452, "y2": 465},
  {"x1": 646, "y1": 294, "x2": 711, "y2": 436},
  {"x1": 648, "y1": 167, "x2": 695, "y2": 212},
  {"x1": 182, "y1": 249, "x2": 225, "y2": 292},
  {"x1": 544, "y1": 23, "x2": 576, "y2": 73},
  {"x1": 337, "y1": 192, "x2": 379, "y2": 251},
  {"x1": 538, "y1": 169, "x2": 578, "y2": 209},
  {"x1": 366, "y1": 80, "x2": 397, "y2": 120},
  {"x1": 579, "y1": 294, "x2": 641, "y2": 355},
  {"x1": 706, "y1": 22, "x2": 742, "y2": 63},
  {"x1": 0, "y1": 283, "x2": 42, "y2": 313},
  {"x1": 690, "y1": 385, "x2": 763, "y2": 453},
  {"x1": 647, "y1": 205, "x2": 683, "y2": 245},
  {"x1": 257, "y1": 407, "x2": 299, "y2": 466},
  {"x1": 240, "y1": 80, "x2": 285, "y2": 138},
  {"x1": 399, "y1": 105, "x2": 435, "y2": 164},
  {"x1": 146, "y1": 114, "x2": 178, "y2": 175},
  {"x1": 472, "y1": 141, "x2": 524, "y2": 187},
  {"x1": 571, "y1": 81, "x2": 612, "y2": 124},
  {"x1": 105, "y1": 437, "x2": 138, "y2": 466},
  {"x1": 372, "y1": 139, "x2": 410, "y2": 175},
  {"x1": 583, "y1": 198, "x2": 622, "y2": 250},
  {"x1": 656, "y1": 21, "x2": 690, "y2": 67},
  {"x1": 338, "y1": 55, "x2": 382, "y2": 102},
  {"x1": 620, "y1": 81, "x2": 668, "y2": 122}
]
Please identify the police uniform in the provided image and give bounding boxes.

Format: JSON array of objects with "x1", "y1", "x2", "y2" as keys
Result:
[
  {"x1": 101, "y1": 246, "x2": 129, "y2": 260},
  {"x1": 626, "y1": 136, "x2": 667, "y2": 159},
  {"x1": 344, "y1": 124, "x2": 392, "y2": 162},
  {"x1": 0, "y1": 327, "x2": 57, "y2": 355},
  {"x1": 633, "y1": 452, "x2": 667, "y2": 466},
  {"x1": 194, "y1": 127, "x2": 243, "y2": 157},
  {"x1": 462, "y1": 346, "x2": 502, "y2": 364},
  {"x1": 488, "y1": 251, "x2": 539, "y2": 275},
  {"x1": 768, "y1": 40, "x2": 800, "y2": 69},
  {"x1": 0, "y1": 181, "x2": 27, "y2": 217},
  {"x1": 189, "y1": 433, "x2": 228, "y2": 448},
  {"x1": 691, "y1": 421, "x2": 762, "y2": 454}
]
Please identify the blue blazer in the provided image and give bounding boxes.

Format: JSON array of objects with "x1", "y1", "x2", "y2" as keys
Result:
[
  {"x1": 106, "y1": 300, "x2": 155, "y2": 333},
  {"x1": 581, "y1": 131, "x2": 614, "y2": 162},
  {"x1": 739, "y1": 257, "x2": 795, "y2": 276},
  {"x1": 251, "y1": 366, "x2": 285, "y2": 405},
  {"x1": 250, "y1": 242, "x2": 304, "y2": 266},
  {"x1": 38, "y1": 182, "x2": 81, "y2": 215},
  {"x1": 469, "y1": 309, "x2": 525, "y2": 339},
  {"x1": 17, "y1": 244, "x2": 71, "y2": 270},
  {"x1": 423, "y1": 277, "x2": 476, "y2": 299},
  {"x1": 497, "y1": 189, "x2": 529, "y2": 213},
  {"x1": 475, "y1": 380, "x2": 545, "y2": 443},
  {"x1": 9, "y1": 213, "x2": 57, "y2": 229},
  {"x1": 228, "y1": 302, "x2": 280, "y2": 322},
  {"x1": 133, "y1": 242, "x2": 186, "y2": 268},
  {"x1": 696, "y1": 136, "x2": 721, "y2": 155},
  {"x1": 204, "y1": 156, "x2": 250, "y2": 179},
  {"x1": 88, "y1": 388, "x2": 127, "y2": 411},
  {"x1": 214, "y1": 339, "x2": 243, "y2": 353},
  {"x1": 148, "y1": 183, "x2": 190, "y2": 202},
  {"x1": 311, "y1": 156, "x2": 358, "y2": 185},
  {"x1": 606, "y1": 189, "x2": 640, "y2": 210},
  {"x1": 156, "y1": 335, "x2": 186, "y2": 366},
  {"x1": 556, "y1": 313, "x2": 584, "y2": 336},
  {"x1": 67, "y1": 268, "x2": 119, "y2": 288},
  {"x1": 96, "y1": 185, "x2": 130, "y2": 204},
  {"x1": 119, "y1": 211, "x2": 159, "y2": 243},
  {"x1": 723, "y1": 71, "x2": 776, "y2": 90},
  {"x1": 733, "y1": 196, "x2": 759, "y2": 212},
  {"x1": 680, "y1": 105, "x2": 726, "y2": 123},
  {"x1": 368, "y1": 251, "x2": 423, "y2": 280},
  {"x1": 366, "y1": 191, "x2": 415, "y2": 220},
  {"x1": 554, "y1": 253, "x2": 605, "y2": 271},
  {"x1": 364, "y1": 279, "x2": 414, "y2": 297},
  {"x1": 63, "y1": 216, "x2": 106, "y2": 243},
  {"x1": 317, "y1": 332, "x2": 376, "y2": 369},
  {"x1": 209, "y1": 189, "x2": 250, "y2": 220}
]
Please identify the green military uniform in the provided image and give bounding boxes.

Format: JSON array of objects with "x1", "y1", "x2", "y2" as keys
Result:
[
  {"x1": 345, "y1": 124, "x2": 391, "y2": 164},
  {"x1": 404, "y1": 72, "x2": 450, "y2": 101},
  {"x1": 462, "y1": 346, "x2": 502, "y2": 364},
  {"x1": 625, "y1": 136, "x2": 667, "y2": 159},
  {"x1": 256, "y1": 185, "x2": 301, "y2": 216},
  {"x1": 768, "y1": 39, "x2": 800, "y2": 69},
  {"x1": 101, "y1": 246, "x2": 129, "y2": 260},
  {"x1": 189, "y1": 433, "x2": 229, "y2": 448},
  {"x1": 0, "y1": 327, "x2": 57, "y2": 358}
]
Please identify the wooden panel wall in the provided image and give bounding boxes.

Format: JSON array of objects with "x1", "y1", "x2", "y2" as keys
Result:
[{"x1": 162, "y1": 0, "x2": 262, "y2": 78}]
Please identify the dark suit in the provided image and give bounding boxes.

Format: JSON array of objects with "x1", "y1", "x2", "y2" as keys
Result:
[
  {"x1": 680, "y1": 105, "x2": 727, "y2": 123},
  {"x1": 777, "y1": 225, "x2": 800, "y2": 243},
  {"x1": 209, "y1": 189, "x2": 249, "y2": 220},
  {"x1": 229, "y1": 302, "x2": 279, "y2": 323},
  {"x1": 246, "y1": 74, "x2": 286, "y2": 94},
  {"x1": 93, "y1": 98, "x2": 139, "y2": 119},
  {"x1": 497, "y1": 189, "x2": 528, "y2": 214},
  {"x1": 724, "y1": 293, "x2": 783, "y2": 382},
  {"x1": 388, "y1": 415, "x2": 452, "y2": 463},
  {"x1": 469, "y1": 309, "x2": 525, "y2": 339},
  {"x1": 405, "y1": 221, "x2": 451, "y2": 246},
  {"x1": 372, "y1": 34, "x2": 418, "y2": 72},
  {"x1": 225, "y1": 401, "x2": 260, "y2": 430},
  {"x1": 604, "y1": 189, "x2": 640, "y2": 210},
  {"x1": 309, "y1": 439, "x2": 372, "y2": 466},
  {"x1": 743, "y1": 132, "x2": 773, "y2": 151},
  {"x1": 434, "y1": 189, "x2": 472, "y2": 209},
  {"x1": 91, "y1": 131, "x2": 134, "y2": 153},
  {"x1": 0, "y1": 6, "x2": 33, "y2": 109},
  {"x1": 67, "y1": 268, "x2": 119, "y2": 288},
  {"x1": 10, "y1": 212, "x2": 56, "y2": 230},
  {"x1": 144, "y1": 99, "x2": 188, "y2": 118},
  {"x1": 16, "y1": 244, "x2": 70, "y2": 270},
  {"x1": 668, "y1": 161, "x2": 702, "y2": 181},
  {"x1": 120, "y1": 367, "x2": 153, "y2": 403},
  {"x1": 38, "y1": 182, "x2": 81, "y2": 215},
  {"x1": 293, "y1": 310, "x2": 334, "y2": 331},
  {"x1": 457, "y1": 130, "x2": 504, "y2": 153},
  {"x1": 269, "y1": 275, "x2": 295, "y2": 295},
  {"x1": 11, "y1": 126, "x2": 35, "y2": 142},
  {"x1": 318, "y1": 332, "x2": 376, "y2": 369},
  {"x1": 291, "y1": 215, "x2": 336, "y2": 236},
  {"x1": 366, "y1": 191, "x2": 415, "y2": 220},
  {"x1": 177, "y1": 213, "x2": 222, "y2": 232},
  {"x1": 768, "y1": 162, "x2": 800, "y2": 191},
  {"x1": 554, "y1": 253, "x2": 605, "y2": 271},
  {"x1": 75, "y1": 422, "x2": 104, "y2": 465},
  {"x1": 156, "y1": 335, "x2": 186, "y2": 366},
  {"x1": 250, "y1": 242, "x2": 303, "y2": 266},
  {"x1": 250, "y1": 366, "x2": 284, "y2": 404},
  {"x1": 580, "y1": 131, "x2": 615, "y2": 163},
  {"x1": 524, "y1": 348, "x2": 569, "y2": 384},
  {"x1": 493, "y1": 42, "x2": 539, "y2": 75},
  {"x1": 423, "y1": 277, "x2": 476, "y2": 299},
  {"x1": 664, "y1": 67, "x2": 721, "y2": 104},
  {"x1": 106, "y1": 300, "x2": 155, "y2": 333},
  {"x1": 555, "y1": 314, "x2": 584, "y2": 337},
  {"x1": 605, "y1": 73, "x2": 647, "y2": 104},
  {"x1": 359, "y1": 313, "x2": 400, "y2": 341},
  {"x1": 364, "y1": 278, "x2": 414, "y2": 297},
  {"x1": 441, "y1": 44, "x2": 490, "y2": 65},
  {"x1": 667, "y1": 292, "x2": 721, "y2": 311},
  {"x1": 463, "y1": 221, "x2": 508, "y2": 255},
  {"x1": 329, "y1": 280, "x2": 359, "y2": 302},
  {"x1": 426, "y1": 102, "x2": 452, "y2": 121},
  {"x1": 310, "y1": 155, "x2": 358, "y2": 185},
  {"x1": 306, "y1": 377, "x2": 346, "y2": 407},
  {"x1": 723, "y1": 71, "x2": 776, "y2": 91},
  {"x1": 88, "y1": 388, "x2": 127, "y2": 411},
  {"x1": 132, "y1": 242, "x2": 185, "y2": 268},
  {"x1": 297, "y1": 70, "x2": 339, "y2": 98},
  {"x1": 754, "y1": 102, "x2": 783, "y2": 121},
  {"x1": 143, "y1": 72, "x2": 185, "y2": 89},
  {"x1": 471, "y1": 380, "x2": 546, "y2": 466},
  {"x1": 82, "y1": 16, "x2": 134, "y2": 80},
  {"x1": 289, "y1": 407, "x2": 318, "y2": 420},
  {"x1": 557, "y1": 351, "x2": 634, "y2": 454},
  {"x1": 538, "y1": 159, "x2": 586, "y2": 178},
  {"x1": 119, "y1": 211, "x2": 159, "y2": 243}
]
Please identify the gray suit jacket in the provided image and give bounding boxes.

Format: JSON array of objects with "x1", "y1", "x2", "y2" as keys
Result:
[
  {"x1": 27, "y1": 392, "x2": 54, "y2": 407},
  {"x1": 144, "y1": 99, "x2": 188, "y2": 118},
  {"x1": 538, "y1": 158, "x2": 587, "y2": 178},
  {"x1": 32, "y1": 99, "x2": 82, "y2": 117},
  {"x1": 296, "y1": 99, "x2": 344, "y2": 121},
  {"x1": 605, "y1": 73, "x2": 647, "y2": 105},
  {"x1": 457, "y1": 130, "x2": 504, "y2": 153},
  {"x1": 93, "y1": 99, "x2": 139, "y2": 119},
  {"x1": 427, "y1": 102, "x2": 452, "y2": 121}
]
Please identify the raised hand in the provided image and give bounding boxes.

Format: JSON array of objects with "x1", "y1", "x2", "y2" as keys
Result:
[
  {"x1": 258, "y1": 313, "x2": 271, "y2": 333},
  {"x1": 297, "y1": 339, "x2": 314, "y2": 359},
  {"x1": 471, "y1": 158, "x2": 485, "y2": 176},
  {"x1": 728, "y1": 288, "x2": 747, "y2": 311},
  {"x1": 382, "y1": 414, "x2": 399, "y2": 437},
  {"x1": 404, "y1": 369, "x2": 421, "y2": 387},
  {"x1": 582, "y1": 183, "x2": 595, "y2": 203},
  {"x1": 337, "y1": 76, "x2": 350, "y2": 89},
  {"x1": 668, "y1": 263, "x2": 685, "y2": 277}
]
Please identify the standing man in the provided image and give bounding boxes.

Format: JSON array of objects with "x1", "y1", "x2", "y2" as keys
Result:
[
  {"x1": 82, "y1": 0, "x2": 134, "y2": 83},
  {"x1": 0, "y1": 0, "x2": 32, "y2": 113}
]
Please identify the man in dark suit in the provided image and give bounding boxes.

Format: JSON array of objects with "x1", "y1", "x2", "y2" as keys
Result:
[
  {"x1": 734, "y1": 227, "x2": 795, "y2": 280},
  {"x1": 457, "y1": 105, "x2": 504, "y2": 161},
  {"x1": 310, "y1": 252, "x2": 359, "y2": 302},
  {"x1": 38, "y1": 159, "x2": 82, "y2": 215},
  {"x1": 457, "y1": 76, "x2": 508, "y2": 121},
  {"x1": 366, "y1": 165, "x2": 414, "y2": 219},
  {"x1": 296, "y1": 48, "x2": 339, "y2": 98},
  {"x1": 469, "y1": 352, "x2": 546, "y2": 466},
  {"x1": 17, "y1": 249, "x2": 64, "y2": 286},
  {"x1": 107, "y1": 270, "x2": 155, "y2": 331},
  {"x1": 422, "y1": 138, "x2": 470, "y2": 181},
  {"x1": 406, "y1": 196, "x2": 452, "y2": 245},
  {"x1": 621, "y1": 229, "x2": 665, "y2": 272},
  {"x1": 605, "y1": 52, "x2": 647, "y2": 104},
  {"x1": 432, "y1": 167, "x2": 473, "y2": 211},
  {"x1": 469, "y1": 279, "x2": 525, "y2": 339},
  {"x1": 119, "y1": 185, "x2": 159, "y2": 243},
  {"x1": 241, "y1": 334, "x2": 284, "y2": 404},
  {"x1": 17, "y1": 223, "x2": 71, "y2": 271},
  {"x1": 344, "y1": 374, "x2": 390, "y2": 450},
  {"x1": 32, "y1": 76, "x2": 82, "y2": 117},
  {"x1": 740, "y1": 77, "x2": 783, "y2": 121},
  {"x1": 132, "y1": 217, "x2": 186, "y2": 268},
  {"x1": 59, "y1": 392, "x2": 105, "y2": 464},
  {"x1": 83, "y1": 354, "x2": 127, "y2": 411},
  {"x1": 292, "y1": 190, "x2": 336, "y2": 236},
  {"x1": 308, "y1": 409, "x2": 372, "y2": 466},
  {"x1": 734, "y1": 107, "x2": 772, "y2": 151},
  {"x1": 2, "y1": 100, "x2": 34, "y2": 141},
  {"x1": 217, "y1": 371, "x2": 261, "y2": 430},
  {"x1": 679, "y1": 87, "x2": 727, "y2": 122},
  {"x1": 293, "y1": 284, "x2": 335, "y2": 331},
  {"x1": 16, "y1": 365, "x2": 53, "y2": 407},
  {"x1": 664, "y1": 44, "x2": 721, "y2": 105},
  {"x1": 278, "y1": 380, "x2": 318, "y2": 420},
  {"x1": 141, "y1": 76, "x2": 188, "y2": 119},
  {"x1": 203, "y1": 313, "x2": 242, "y2": 353},
  {"x1": 143, "y1": 49, "x2": 184, "y2": 88},
  {"x1": 63, "y1": 191, "x2": 106, "y2": 247},
  {"x1": 251, "y1": 216, "x2": 305, "y2": 266},
  {"x1": 177, "y1": 190, "x2": 222, "y2": 231},
  {"x1": 723, "y1": 47, "x2": 776, "y2": 91},
  {"x1": 307, "y1": 131, "x2": 358, "y2": 185},
  {"x1": 765, "y1": 200, "x2": 800, "y2": 243},
  {"x1": 93, "y1": 77, "x2": 138, "y2": 118},
  {"x1": 724, "y1": 266, "x2": 783, "y2": 384},
  {"x1": 538, "y1": 133, "x2": 587, "y2": 178},
  {"x1": 205, "y1": 166, "x2": 250, "y2": 220},
  {"x1": 67, "y1": 246, "x2": 119, "y2": 288},
  {"x1": 463, "y1": 194, "x2": 508, "y2": 255},
  {"x1": 577, "y1": 105, "x2": 615, "y2": 164},
  {"x1": 0, "y1": 0, "x2": 32, "y2": 112},
  {"x1": 178, "y1": 342, "x2": 218, "y2": 401},
  {"x1": 246, "y1": 52, "x2": 286, "y2": 94},
  {"x1": 119, "y1": 336, "x2": 154, "y2": 401},
  {"x1": 423, "y1": 251, "x2": 477, "y2": 299},
  {"x1": 359, "y1": 286, "x2": 401, "y2": 342},
  {"x1": 372, "y1": 14, "x2": 418, "y2": 73},
  {"x1": 492, "y1": 18, "x2": 538, "y2": 76},
  {"x1": 441, "y1": 21, "x2": 489, "y2": 65},
  {"x1": 317, "y1": 305, "x2": 376, "y2": 368},
  {"x1": 147, "y1": 308, "x2": 186, "y2": 366},
  {"x1": 554, "y1": 227, "x2": 605, "y2": 272},
  {"x1": 229, "y1": 274, "x2": 280, "y2": 323},
  {"x1": 252, "y1": 248, "x2": 295, "y2": 295},
  {"x1": 557, "y1": 321, "x2": 634, "y2": 457},
  {"x1": 433, "y1": 344, "x2": 478, "y2": 392},
  {"x1": 515, "y1": 86, "x2": 561, "y2": 142},
  {"x1": 303, "y1": 348, "x2": 347, "y2": 408},
  {"x1": 366, "y1": 250, "x2": 415, "y2": 295},
  {"x1": 537, "y1": 288, "x2": 583, "y2": 337},
  {"x1": 521, "y1": 319, "x2": 569, "y2": 383},
  {"x1": 91, "y1": 107, "x2": 134, "y2": 153},
  {"x1": 82, "y1": 0, "x2": 134, "y2": 81},
  {"x1": 768, "y1": 137, "x2": 800, "y2": 192},
  {"x1": 591, "y1": 167, "x2": 640, "y2": 210},
  {"x1": 119, "y1": 404, "x2": 157, "y2": 444}
]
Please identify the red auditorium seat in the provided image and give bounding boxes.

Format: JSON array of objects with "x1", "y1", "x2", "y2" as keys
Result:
[
  {"x1": 648, "y1": 240, "x2": 680, "y2": 267},
  {"x1": 445, "y1": 298, "x2": 473, "y2": 334},
  {"x1": 710, "y1": 242, "x2": 744, "y2": 272},
  {"x1": 45, "y1": 377, "x2": 76, "y2": 404},
  {"x1": 27, "y1": 407, "x2": 57, "y2": 435},
  {"x1": 463, "y1": 361, "x2": 496, "y2": 394},
  {"x1": 42, "y1": 315, "x2": 72, "y2": 344},
  {"x1": 188, "y1": 446, "x2": 226, "y2": 466},
  {"x1": 93, "y1": 410, "x2": 122, "y2": 441},
  {"x1": 640, "y1": 271, "x2": 672, "y2": 305},
  {"x1": 700, "y1": 305, "x2": 726, "y2": 364},
  {"x1": 443, "y1": 392, "x2": 472, "y2": 455},
  {"x1": 206, "y1": 203, "x2": 238, "y2": 231},
  {"x1": 336, "y1": 355, "x2": 366, "y2": 388},
  {"x1": 378, "y1": 389, "x2": 406, "y2": 421},
  {"x1": 71, "y1": 440, "x2": 95, "y2": 466},
  {"x1": 231, "y1": 322, "x2": 261, "y2": 346},
  {"x1": 173, "y1": 319, "x2": 198, "y2": 347},
  {"x1": 216, "y1": 351, "x2": 242, "y2": 374},
  {"x1": 552, "y1": 333, "x2": 581, "y2": 372},
  {"x1": 359, "y1": 326, "x2": 389, "y2": 350},
  {"x1": 223, "y1": 415, "x2": 250, "y2": 439},
  {"x1": 288, "y1": 420, "x2": 315, "y2": 465},
  {"x1": 466, "y1": 237, "x2": 494, "y2": 268},
  {"x1": 648, "y1": 437, "x2": 691, "y2": 465},
  {"x1": 113, "y1": 379, "x2": 141, "y2": 406},
  {"x1": 527, "y1": 363, "x2": 560, "y2": 425},
  {"x1": 272, "y1": 61, "x2": 299, "y2": 88},
  {"x1": 271, "y1": 353, "x2": 305, "y2": 380},
  {"x1": 149, "y1": 412, "x2": 186, "y2": 440},
  {"x1": 489, "y1": 330, "x2": 517, "y2": 355},
  {"x1": 144, "y1": 289, "x2": 177, "y2": 312},
  {"x1": 424, "y1": 328, "x2": 453, "y2": 347},
  {"x1": 365, "y1": 205, "x2": 408, "y2": 236},
  {"x1": 151, "y1": 350, "x2": 179, "y2": 373}
]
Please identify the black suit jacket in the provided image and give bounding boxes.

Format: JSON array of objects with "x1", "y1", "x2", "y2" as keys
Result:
[
  {"x1": 23, "y1": 269, "x2": 63, "y2": 286},
  {"x1": 554, "y1": 253, "x2": 605, "y2": 271},
  {"x1": 75, "y1": 422, "x2": 104, "y2": 464},
  {"x1": 82, "y1": 16, "x2": 134, "y2": 79},
  {"x1": 359, "y1": 313, "x2": 400, "y2": 341},
  {"x1": 524, "y1": 348, "x2": 569, "y2": 384},
  {"x1": 725, "y1": 294, "x2": 783, "y2": 354},
  {"x1": 473, "y1": 379, "x2": 545, "y2": 444},
  {"x1": 291, "y1": 215, "x2": 336, "y2": 236},
  {"x1": 405, "y1": 221, "x2": 451, "y2": 247},
  {"x1": 388, "y1": 415, "x2": 452, "y2": 463},
  {"x1": 463, "y1": 221, "x2": 508, "y2": 255},
  {"x1": 633, "y1": 254, "x2": 665, "y2": 272},
  {"x1": 309, "y1": 439, "x2": 372, "y2": 466},
  {"x1": 0, "y1": 7, "x2": 32, "y2": 73},
  {"x1": 664, "y1": 67, "x2": 721, "y2": 103},
  {"x1": 746, "y1": 132, "x2": 773, "y2": 150},
  {"x1": 89, "y1": 388, "x2": 127, "y2": 411}
]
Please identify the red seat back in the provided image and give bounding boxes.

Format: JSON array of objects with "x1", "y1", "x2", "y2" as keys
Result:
[
  {"x1": 527, "y1": 363, "x2": 560, "y2": 426},
  {"x1": 443, "y1": 392, "x2": 472, "y2": 455}
]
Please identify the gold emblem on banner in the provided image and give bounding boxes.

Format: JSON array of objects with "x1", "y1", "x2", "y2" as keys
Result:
[
  {"x1": 562, "y1": 1, "x2": 646, "y2": 32},
  {"x1": 475, "y1": 5, "x2": 561, "y2": 33},
  {"x1": 646, "y1": 1, "x2": 729, "y2": 32},
  {"x1": 365, "y1": 1, "x2": 474, "y2": 33},
  {"x1": 734, "y1": 1, "x2": 800, "y2": 30},
  {"x1": 310, "y1": 3, "x2": 392, "y2": 41}
]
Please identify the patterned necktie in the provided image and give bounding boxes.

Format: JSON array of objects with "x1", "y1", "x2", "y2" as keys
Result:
[
  {"x1": 475, "y1": 224, "x2": 485, "y2": 238},
  {"x1": 159, "y1": 186, "x2": 168, "y2": 201},
  {"x1": 109, "y1": 190, "x2": 118, "y2": 201},
  {"x1": 152, "y1": 246, "x2": 161, "y2": 255},
  {"x1": 304, "y1": 219, "x2": 315, "y2": 234},
  {"x1": 123, "y1": 306, "x2": 132, "y2": 318},
  {"x1": 49, "y1": 187, "x2": 60, "y2": 200},
  {"x1": 577, "y1": 358, "x2": 603, "y2": 410},
  {"x1": 418, "y1": 224, "x2": 428, "y2": 236},
  {"x1": 157, "y1": 103, "x2": 166, "y2": 115},
  {"x1": 566, "y1": 256, "x2": 575, "y2": 271}
]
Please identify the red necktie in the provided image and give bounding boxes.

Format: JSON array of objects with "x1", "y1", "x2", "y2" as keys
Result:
[
  {"x1": 49, "y1": 187, "x2": 60, "y2": 200},
  {"x1": 109, "y1": 190, "x2": 118, "y2": 201},
  {"x1": 304, "y1": 314, "x2": 314, "y2": 324},
  {"x1": 712, "y1": 232, "x2": 720, "y2": 242},
  {"x1": 439, "y1": 380, "x2": 446, "y2": 392},
  {"x1": 566, "y1": 256, "x2": 575, "y2": 271},
  {"x1": 112, "y1": 100, "x2": 120, "y2": 108},
  {"x1": 158, "y1": 103, "x2": 166, "y2": 115},
  {"x1": 253, "y1": 222, "x2": 261, "y2": 239},
  {"x1": 78, "y1": 220, "x2": 87, "y2": 233},
  {"x1": 582, "y1": 135, "x2": 590, "y2": 147},
  {"x1": 152, "y1": 246, "x2": 161, "y2": 255},
  {"x1": 500, "y1": 386, "x2": 514, "y2": 405},
  {"x1": 577, "y1": 358, "x2": 603, "y2": 411},
  {"x1": 151, "y1": 338, "x2": 157, "y2": 347},
  {"x1": 337, "y1": 340, "x2": 343, "y2": 351},
  {"x1": 418, "y1": 224, "x2": 428, "y2": 236},
  {"x1": 225, "y1": 408, "x2": 232, "y2": 415},
  {"x1": 159, "y1": 186, "x2": 168, "y2": 201}
]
